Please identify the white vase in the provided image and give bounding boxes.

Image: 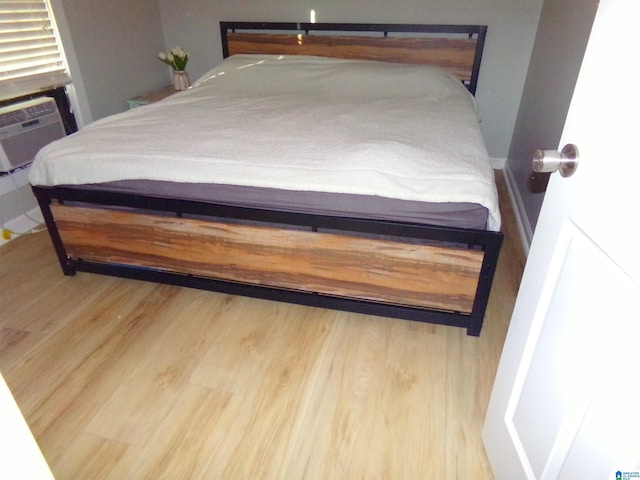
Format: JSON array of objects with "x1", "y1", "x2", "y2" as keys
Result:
[{"x1": 172, "y1": 70, "x2": 190, "y2": 91}]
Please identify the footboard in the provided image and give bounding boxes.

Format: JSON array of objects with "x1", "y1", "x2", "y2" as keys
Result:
[{"x1": 33, "y1": 186, "x2": 502, "y2": 336}]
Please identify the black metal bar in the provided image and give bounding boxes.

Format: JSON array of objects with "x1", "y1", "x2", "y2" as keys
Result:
[
  {"x1": 221, "y1": 22, "x2": 485, "y2": 36},
  {"x1": 32, "y1": 187, "x2": 76, "y2": 276},
  {"x1": 466, "y1": 230, "x2": 503, "y2": 336},
  {"x1": 468, "y1": 25, "x2": 487, "y2": 95},
  {"x1": 220, "y1": 22, "x2": 230, "y2": 58},
  {"x1": 33, "y1": 185, "x2": 500, "y2": 247}
]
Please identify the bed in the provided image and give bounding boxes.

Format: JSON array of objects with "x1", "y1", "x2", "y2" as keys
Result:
[{"x1": 30, "y1": 22, "x2": 502, "y2": 336}]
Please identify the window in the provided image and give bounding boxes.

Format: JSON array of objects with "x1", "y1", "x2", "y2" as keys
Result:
[{"x1": 0, "y1": 0, "x2": 71, "y2": 101}]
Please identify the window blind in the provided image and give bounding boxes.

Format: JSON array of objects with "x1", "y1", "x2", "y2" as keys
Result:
[{"x1": 0, "y1": 0, "x2": 71, "y2": 100}]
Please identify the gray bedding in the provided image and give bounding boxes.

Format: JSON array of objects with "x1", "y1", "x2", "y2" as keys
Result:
[{"x1": 72, "y1": 179, "x2": 489, "y2": 230}]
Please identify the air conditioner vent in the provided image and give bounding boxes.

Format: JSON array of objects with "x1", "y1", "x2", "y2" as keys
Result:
[{"x1": 0, "y1": 97, "x2": 66, "y2": 173}]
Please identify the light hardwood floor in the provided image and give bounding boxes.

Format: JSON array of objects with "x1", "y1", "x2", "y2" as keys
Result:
[{"x1": 0, "y1": 171, "x2": 525, "y2": 479}]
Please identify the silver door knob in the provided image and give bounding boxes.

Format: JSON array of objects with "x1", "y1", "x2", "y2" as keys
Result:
[{"x1": 532, "y1": 143, "x2": 579, "y2": 177}]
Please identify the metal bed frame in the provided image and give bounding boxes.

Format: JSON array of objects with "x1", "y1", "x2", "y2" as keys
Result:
[{"x1": 33, "y1": 22, "x2": 502, "y2": 336}]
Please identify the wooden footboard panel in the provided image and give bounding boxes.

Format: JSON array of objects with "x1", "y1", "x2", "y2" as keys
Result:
[{"x1": 52, "y1": 204, "x2": 484, "y2": 314}]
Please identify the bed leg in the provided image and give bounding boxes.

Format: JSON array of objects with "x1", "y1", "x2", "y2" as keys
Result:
[
  {"x1": 466, "y1": 232, "x2": 503, "y2": 336},
  {"x1": 32, "y1": 188, "x2": 76, "y2": 276},
  {"x1": 466, "y1": 315, "x2": 483, "y2": 337}
]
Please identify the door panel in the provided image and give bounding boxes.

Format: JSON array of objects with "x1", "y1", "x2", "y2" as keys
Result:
[{"x1": 508, "y1": 224, "x2": 639, "y2": 478}]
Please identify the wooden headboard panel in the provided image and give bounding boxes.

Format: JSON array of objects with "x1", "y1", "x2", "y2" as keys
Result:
[{"x1": 220, "y1": 22, "x2": 487, "y2": 94}]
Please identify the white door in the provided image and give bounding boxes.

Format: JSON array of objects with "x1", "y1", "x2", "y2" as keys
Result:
[
  {"x1": 482, "y1": 0, "x2": 640, "y2": 478},
  {"x1": 0, "y1": 372, "x2": 54, "y2": 479}
]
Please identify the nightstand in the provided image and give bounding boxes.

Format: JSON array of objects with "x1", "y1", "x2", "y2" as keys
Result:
[{"x1": 127, "y1": 86, "x2": 176, "y2": 109}]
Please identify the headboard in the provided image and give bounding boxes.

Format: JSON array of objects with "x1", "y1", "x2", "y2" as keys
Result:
[{"x1": 220, "y1": 22, "x2": 487, "y2": 95}]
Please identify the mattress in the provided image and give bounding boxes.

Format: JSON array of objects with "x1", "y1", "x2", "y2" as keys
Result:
[{"x1": 30, "y1": 54, "x2": 501, "y2": 230}]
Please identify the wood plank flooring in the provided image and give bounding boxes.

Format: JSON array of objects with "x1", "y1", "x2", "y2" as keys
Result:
[{"x1": 0, "y1": 171, "x2": 524, "y2": 479}]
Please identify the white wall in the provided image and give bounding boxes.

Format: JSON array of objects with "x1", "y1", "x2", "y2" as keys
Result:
[
  {"x1": 504, "y1": 0, "x2": 598, "y2": 245},
  {"x1": 56, "y1": 0, "x2": 168, "y2": 121},
  {"x1": 158, "y1": 0, "x2": 544, "y2": 161},
  {"x1": 0, "y1": 169, "x2": 37, "y2": 233}
]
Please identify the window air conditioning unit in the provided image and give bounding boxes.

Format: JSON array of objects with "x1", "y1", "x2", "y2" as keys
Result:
[{"x1": 0, "y1": 97, "x2": 66, "y2": 173}]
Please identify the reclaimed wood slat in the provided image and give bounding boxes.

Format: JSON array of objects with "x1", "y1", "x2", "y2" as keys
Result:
[
  {"x1": 52, "y1": 205, "x2": 483, "y2": 313},
  {"x1": 227, "y1": 33, "x2": 477, "y2": 81}
]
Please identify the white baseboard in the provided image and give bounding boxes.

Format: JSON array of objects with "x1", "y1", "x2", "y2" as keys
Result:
[
  {"x1": 503, "y1": 163, "x2": 532, "y2": 256},
  {"x1": 491, "y1": 157, "x2": 506, "y2": 170}
]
